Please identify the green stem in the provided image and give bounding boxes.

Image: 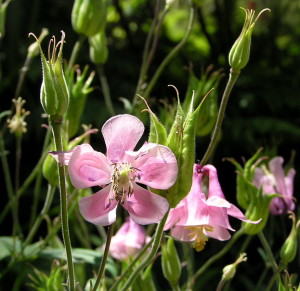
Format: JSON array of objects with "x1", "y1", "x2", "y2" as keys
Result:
[
  {"x1": 0, "y1": 131, "x2": 20, "y2": 236},
  {"x1": 216, "y1": 279, "x2": 226, "y2": 291},
  {"x1": 51, "y1": 120, "x2": 75, "y2": 291},
  {"x1": 15, "y1": 55, "x2": 31, "y2": 99},
  {"x1": 29, "y1": 127, "x2": 51, "y2": 226},
  {"x1": 135, "y1": 2, "x2": 168, "y2": 97},
  {"x1": 92, "y1": 223, "x2": 115, "y2": 291},
  {"x1": 67, "y1": 34, "x2": 86, "y2": 74},
  {"x1": 171, "y1": 284, "x2": 181, "y2": 291},
  {"x1": 109, "y1": 238, "x2": 154, "y2": 291},
  {"x1": 134, "y1": 7, "x2": 194, "y2": 105},
  {"x1": 191, "y1": 229, "x2": 244, "y2": 286},
  {"x1": 258, "y1": 231, "x2": 278, "y2": 272},
  {"x1": 96, "y1": 65, "x2": 115, "y2": 116},
  {"x1": 23, "y1": 184, "x2": 56, "y2": 246},
  {"x1": 119, "y1": 210, "x2": 170, "y2": 291},
  {"x1": 200, "y1": 69, "x2": 240, "y2": 165}
]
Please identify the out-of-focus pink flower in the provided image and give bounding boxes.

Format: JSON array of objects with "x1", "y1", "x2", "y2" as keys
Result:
[
  {"x1": 51, "y1": 114, "x2": 177, "y2": 226},
  {"x1": 253, "y1": 156, "x2": 296, "y2": 215},
  {"x1": 164, "y1": 164, "x2": 260, "y2": 251},
  {"x1": 109, "y1": 217, "x2": 150, "y2": 261}
]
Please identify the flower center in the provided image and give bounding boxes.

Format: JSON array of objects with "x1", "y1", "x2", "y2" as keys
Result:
[
  {"x1": 185, "y1": 225, "x2": 214, "y2": 252},
  {"x1": 111, "y1": 163, "x2": 138, "y2": 204}
]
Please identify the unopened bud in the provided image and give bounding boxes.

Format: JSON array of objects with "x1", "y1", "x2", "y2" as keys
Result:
[
  {"x1": 30, "y1": 31, "x2": 69, "y2": 122},
  {"x1": 280, "y1": 212, "x2": 299, "y2": 265},
  {"x1": 222, "y1": 253, "x2": 247, "y2": 281},
  {"x1": 89, "y1": 31, "x2": 108, "y2": 65},
  {"x1": 0, "y1": 0, "x2": 12, "y2": 39},
  {"x1": 228, "y1": 8, "x2": 270, "y2": 73},
  {"x1": 161, "y1": 238, "x2": 181, "y2": 286},
  {"x1": 71, "y1": 0, "x2": 108, "y2": 37}
]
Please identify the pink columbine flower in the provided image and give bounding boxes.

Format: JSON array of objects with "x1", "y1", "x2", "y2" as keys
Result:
[
  {"x1": 164, "y1": 164, "x2": 260, "y2": 251},
  {"x1": 109, "y1": 217, "x2": 150, "y2": 261},
  {"x1": 51, "y1": 114, "x2": 178, "y2": 226},
  {"x1": 253, "y1": 157, "x2": 296, "y2": 215}
]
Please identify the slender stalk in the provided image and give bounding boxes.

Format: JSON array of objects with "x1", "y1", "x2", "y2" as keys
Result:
[
  {"x1": 67, "y1": 34, "x2": 86, "y2": 74},
  {"x1": 133, "y1": 7, "x2": 194, "y2": 105},
  {"x1": 0, "y1": 131, "x2": 21, "y2": 236},
  {"x1": 171, "y1": 284, "x2": 181, "y2": 291},
  {"x1": 191, "y1": 229, "x2": 244, "y2": 286},
  {"x1": 109, "y1": 237, "x2": 154, "y2": 291},
  {"x1": 51, "y1": 120, "x2": 75, "y2": 291},
  {"x1": 258, "y1": 231, "x2": 278, "y2": 272},
  {"x1": 15, "y1": 55, "x2": 31, "y2": 99},
  {"x1": 119, "y1": 210, "x2": 170, "y2": 291},
  {"x1": 216, "y1": 279, "x2": 226, "y2": 291},
  {"x1": 96, "y1": 65, "x2": 115, "y2": 116},
  {"x1": 92, "y1": 223, "x2": 115, "y2": 291},
  {"x1": 29, "y1": 127, "x2": 51, "y2": 226},
  {"x1": 23, "y1": 184, "x2": 56, "y2": 246},
  {"x1": 200, "y1": 69, "x2": 240, "y2": 165}
]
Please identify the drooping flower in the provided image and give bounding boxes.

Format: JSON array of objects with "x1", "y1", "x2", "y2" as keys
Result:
[
  {"x1": 109, "y1": 217, "x2": 150, "y2": 261},
  {"x1": 164, "y1": 164, "x2": 260, "y2": 251},
  {"x1": 253, "y1": 156, "x2": 296, "y2": 215},
  {"x1": 51, "y1": 114, "x2": 178, "y2": 226}
]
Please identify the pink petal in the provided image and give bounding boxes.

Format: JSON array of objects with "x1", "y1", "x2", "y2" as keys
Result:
[
  {"x1": 253, "y1": 168, "x2": 265, "y2": 188},
  {"x1": 68, "y1": 144, "x2": 112, "y2": 188},
  {"x1": 269, "y1": 157, "x2": 287, "y2": 196},
  {"x1": 127, "y1": 143, "x2": 178, "y2": 189},
  {"x1": 205, "y1": 225, "x2": 231, "y2": 241},
  {"x1": 49, "y1": 149, "x2": 75, "y2": 166},
  {"x1": 101, "y1": 114, "x2": 144, "y2": 162},
  {"x1": 227, "y1": 203, "x2": 261, "y2": 224},
  {"x1": 79, "y1": 186, "x2": 118, "y2": 226},
  {"x1": 202, "y1": 165, "x2": 226, "y2": 199},
  {"x1": 171, "y1": 225, "x2": 195, "y2": 242},
  {"x1": 164, "y1": 201, "x2": 187, "y2": 230},
  {"x1": 123, "y1": 183, "x2": 169, "y2": 225}
]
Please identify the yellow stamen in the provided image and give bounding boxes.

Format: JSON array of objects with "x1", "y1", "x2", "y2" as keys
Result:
[{"x1": 185, "y1": 225, "x2": 214, "y2": 252}]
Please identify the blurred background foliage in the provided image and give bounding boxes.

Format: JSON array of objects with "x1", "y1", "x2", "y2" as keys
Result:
[{"x1": 1, "y1": 0, "x2": 300, "y2": 290}]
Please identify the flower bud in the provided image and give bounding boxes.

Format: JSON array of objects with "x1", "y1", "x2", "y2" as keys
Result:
[
  {"x1": 71, "y1": 0, "x2": 108, "y2": 37},
  {"x1": 161, "y1": 238, "x2": 181, "y2": 287},
  {"x1": 228, "y1": 8, "x2": 270, "y2": 73},
  {"x1": 65, "y1": 66, "x2": 95, "y2": 137},
  {"x1": 222, "y1": 253, "x2": 247, "y2": 281},
  {"x1": 89, "y1": 31, "x2": 108, "y2": 65},
  {"x1": 32, "y1": 31, "x2": 69, "y2": 122},
  {"x1": 0, "y1": 0, "x2": 12, "y2": 39},
  {"x1": 280, "y1": 212, "x2": 299, "y2": 265}
]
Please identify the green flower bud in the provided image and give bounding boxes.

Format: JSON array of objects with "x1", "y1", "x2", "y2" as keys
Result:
[
  {"x1": 161, "y1": 238, "x2": 181, "y2": 287},
  {"x1": 280, "y1": 212, "x2": 300, "y2": 265},
  {"x1": 71, "y1": 0, "x2": 108, "y2": 37},
  {"x1": 65, "y1": 66, "x2": 95, "y2": 137},
  {"x1": 0, "y1": 0, "x2": 12, "y2": 39},
  {"x1": 89, "y1": 31, "x2": 108, "y2": 65},
  {"x1": 32, "y1": 31, "x2": 69, "y2": 122},
  {"x1": 229, "y1": 8, "x2": 270, "y2": 73},
  {"x1": 222, "y1": 253, "x2": 247, "y2": 281},
  {"x1": 227, "y1": 149, "x2": 276, "y2": 235},
  {"x1": 183, "y1": 66, "x2": 223, "y2": 137}
]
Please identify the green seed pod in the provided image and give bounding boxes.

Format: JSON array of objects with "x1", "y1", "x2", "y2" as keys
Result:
[
  {"x1": 89, "y1": 31, "x2": 108, "y2": 65},
  {"x1": 228, "y1": 8, "x2": 270, "y2": 73},
  {"x1": 71, "y1": 0, "x2": 108, "y2": 37},
  {"x1": 161, "y1": 238, "x2": 181, "y2": 287},
  {"x1": 280, "y1": 212, "x2": 299, "y2": 265},
  {"x1": 34, "y1": 31, "x2": 69, "y2": 122},
  {"x1": 43, "y1": 151, "x2": 59, "y2": 186},
  {"x1": 0, "y1": 0, "x2": 12, "y2": 39}
]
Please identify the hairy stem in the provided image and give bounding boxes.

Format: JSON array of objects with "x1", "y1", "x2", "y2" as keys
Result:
[
  {"x1": 92, "y1": 223, "x2": 115, "y2": 291},
  {"x1": 51, "y1": 120, "x2": 75, "y2": 291},
  {"x1": 200, "y1": 69, "x2": 240, "y2": 165}
]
